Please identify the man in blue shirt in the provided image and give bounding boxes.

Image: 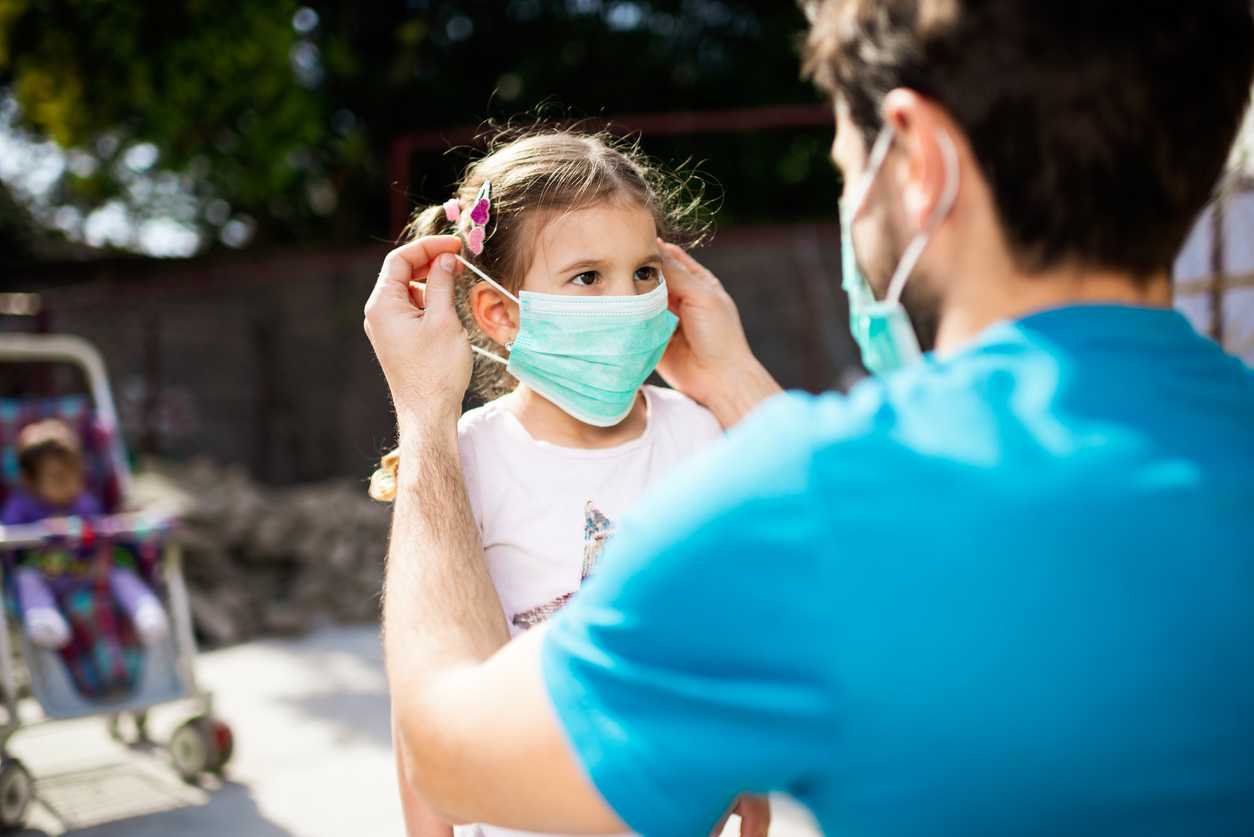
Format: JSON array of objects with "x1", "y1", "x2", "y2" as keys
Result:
[{"x1": 364, "y1": 2, "x2": 1254, "y2": 835}]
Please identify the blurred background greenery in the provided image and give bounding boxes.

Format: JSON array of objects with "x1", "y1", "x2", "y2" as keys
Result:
[{"x1": 0, "y1": 0, "x2": 839, "y2": 265}]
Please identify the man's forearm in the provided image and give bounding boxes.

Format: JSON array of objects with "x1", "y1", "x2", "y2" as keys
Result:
[
  {"x1": 385, "y1": 411, "x2": 512, "y2": 817},
  {"x1": 706, "y1": 358, "x2": 783, "y2": 430},
  {"x1": 383, "y1": 411, "x2": 510, "y2": 685}
]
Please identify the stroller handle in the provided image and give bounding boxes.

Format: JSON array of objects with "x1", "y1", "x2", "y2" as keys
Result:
[{"x1": 0, "y1": 512, "x2": 177, "y2": 550}]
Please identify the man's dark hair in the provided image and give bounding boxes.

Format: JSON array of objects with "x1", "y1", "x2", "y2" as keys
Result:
[{"x1": 803, "y1": 0, "x2": 1254, "y2": 279}]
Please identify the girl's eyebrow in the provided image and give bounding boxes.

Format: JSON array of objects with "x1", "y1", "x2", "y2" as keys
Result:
[
  {"x1": 556, "y1": 256, "x2": 607, "y2": 274},
  {"x1": 556, "y1": 252, "x2": 662, "y2": 273}
]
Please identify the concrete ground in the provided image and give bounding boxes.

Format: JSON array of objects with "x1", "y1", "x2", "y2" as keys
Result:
[{"x1": 10, "y1": 626, "x2": 820, "y2": 836}]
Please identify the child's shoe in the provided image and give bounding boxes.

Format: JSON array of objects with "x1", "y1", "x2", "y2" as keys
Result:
[
  {"x1": 25, "y1": 607, "x2": 71, "y2": 649},
  {"x1": 132, "y1": 598, "x2": 169, "y2": 645},
  {"x1": 108, "y1": 566, "x2": 169, "y2": 645}
]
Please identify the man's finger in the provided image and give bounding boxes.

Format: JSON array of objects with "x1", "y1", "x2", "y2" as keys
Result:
[
  {"x1": 736, "y1": 797, "x2": 771, "y2": 837},
  {"x1": 423, "y1": 253, "x2": 459, "y2": 321},
  {"x1": 659, "y1": 241, "x2": 716, "y2": 300},
  {"x1": 408, "y1": 281, "x2": 427, "y2": 310},
  {"x1": 377, "y1": 235, "x2": 462, "y2": 294},
  {"x1": 660, "y1": 243, "x2": 697, "y2": 296},
  {"x1": 659, "y1": 239, "x2": 712, "y2": 280}
]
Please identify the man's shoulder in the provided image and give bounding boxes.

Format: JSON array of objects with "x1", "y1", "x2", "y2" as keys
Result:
[{"x1": 669, "y1": 361, "x2": 1013, "y2": 515}]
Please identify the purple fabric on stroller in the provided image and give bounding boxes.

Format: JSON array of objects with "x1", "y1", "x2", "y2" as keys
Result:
[
  {"x1": 13, "y1": 539, "x2": 161, "y2": 702},
  {"x1": 58, "y1": 575, "x2": 143, "y2": 701},
  {"x1": 109, "y1": 566, "x2": 157, "y2": 616},
  {"x1": 13, "y1": 567, "x2": 56, "y2": 612}
]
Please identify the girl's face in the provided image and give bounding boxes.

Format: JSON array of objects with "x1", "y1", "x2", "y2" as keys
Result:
[{"x1": 519, "y1": 201, "x2": 662, "y2": 297}]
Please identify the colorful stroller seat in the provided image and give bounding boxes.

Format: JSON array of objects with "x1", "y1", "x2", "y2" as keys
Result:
[
  {"x1": 0, "y1": 334, "x2": 232, "y2": 832},
  {"x1": 0, "y1": 395, "x2": 184, "y2": 718}
]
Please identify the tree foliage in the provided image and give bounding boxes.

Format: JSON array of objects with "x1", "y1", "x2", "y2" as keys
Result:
[{"x1": 0, "y1": 0, "x2": 836, "y2": 255}]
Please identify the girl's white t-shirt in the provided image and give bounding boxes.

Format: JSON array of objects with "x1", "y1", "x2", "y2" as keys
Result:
[{"x1": 452, "y1": 384, "x2": 723, "y2": 837}]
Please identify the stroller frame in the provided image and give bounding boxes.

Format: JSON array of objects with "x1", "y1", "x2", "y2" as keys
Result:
[{"x1": 0, "y1": 334, "x2": 231, "y2": 830}]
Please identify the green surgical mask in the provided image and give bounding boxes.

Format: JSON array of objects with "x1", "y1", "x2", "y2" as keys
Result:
[
  {"x1": 456, "y1": 255, "x2": 678, "y2": 426},
  {"x1": 840, "y1": 125, "x2": 959, "y2": 376}
]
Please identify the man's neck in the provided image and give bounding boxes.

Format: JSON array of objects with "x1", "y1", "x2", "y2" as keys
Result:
[
  {"x1": 934, "y1": 262, "x2": 1172, "y2": 355},
  {"x1": 504, "y1": 385, "x2": 648, "y2": 448}
]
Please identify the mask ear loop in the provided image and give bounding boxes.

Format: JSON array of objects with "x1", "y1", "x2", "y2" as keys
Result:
[
  {"x1": 453, "y1": 254, "x2": 516, "y2": 366},
  {"x1": 454, "y1": 254, "x2": 519, "y2": 304},
  {"x1": 846, "y1": 125, "x2": 897, "y2": 222},
  {"x1": 884, "y1": 129, "x2": 960, "y2": 306}
]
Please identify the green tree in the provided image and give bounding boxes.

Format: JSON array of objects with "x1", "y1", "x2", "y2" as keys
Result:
[{"x1": 0, "y1": 1, "x2": 834, "y2": 255}]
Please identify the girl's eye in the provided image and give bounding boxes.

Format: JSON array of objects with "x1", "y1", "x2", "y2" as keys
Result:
[
  {"x1": 635, "y1": 266, "x2": 659, "y2": 283},
  {"x1": 570, "y1": 272, "x2": 597, "y2": 287}
]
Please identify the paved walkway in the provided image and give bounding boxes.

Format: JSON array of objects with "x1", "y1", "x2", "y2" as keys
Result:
[{"x1": 11, "y1": 626, "x2": 819, "y2": 836}]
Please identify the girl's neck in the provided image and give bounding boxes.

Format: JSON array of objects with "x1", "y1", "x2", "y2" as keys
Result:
[{"x1": 504, "y1": 385, "x2": 649, "y2": 448}]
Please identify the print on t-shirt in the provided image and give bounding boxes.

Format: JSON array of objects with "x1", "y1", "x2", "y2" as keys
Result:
[{"x1": 511, "y1": 501, "x2": 614, "y2": 631}]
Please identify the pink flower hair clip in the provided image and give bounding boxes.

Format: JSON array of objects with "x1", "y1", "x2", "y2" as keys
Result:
[{"x1": 443, "y1": 181, "x2": 491, "y2": 255}]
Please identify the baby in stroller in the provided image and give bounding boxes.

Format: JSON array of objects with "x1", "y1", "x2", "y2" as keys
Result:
[{"x1": 2, "y1": 419, "x2": 168, "y2": 650}]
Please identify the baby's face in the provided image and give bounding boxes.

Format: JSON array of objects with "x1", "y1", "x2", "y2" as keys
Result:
[
  {"x1": 520, "y1": 201, "x2": 663, "y2": 298},
  {"x1": 31, "y1": 456, "x2": 85, "y2": 508}
]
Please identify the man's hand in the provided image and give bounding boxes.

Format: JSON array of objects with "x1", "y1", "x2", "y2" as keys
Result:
[
  {"x1": 658, "y1": 241, "x2": 782, "y2": 428},
  {"x1": 364, "y1": 235, "x2": 470, "y2": 427},
  {"x1": 712, "y1": 794, "x2": 772, "y2": 837},
  {"x1": 366, "y1": 236, "x2": 623, "y2": 834}
]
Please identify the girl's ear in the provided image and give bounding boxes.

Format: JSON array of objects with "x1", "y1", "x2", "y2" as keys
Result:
[{"x1": 469, "y1": 282, "x2": 518, "y2": 347}]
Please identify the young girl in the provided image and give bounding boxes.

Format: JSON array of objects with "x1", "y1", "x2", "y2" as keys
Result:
[{"x1": 371, "y1": 130, "x2": 742, "y2": 837}]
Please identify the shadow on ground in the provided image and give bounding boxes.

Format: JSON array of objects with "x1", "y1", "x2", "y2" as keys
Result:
[{"x1": 280, "y1": 687, "x2": 392, "y2": 751}]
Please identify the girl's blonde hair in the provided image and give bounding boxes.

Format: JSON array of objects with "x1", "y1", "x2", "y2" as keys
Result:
[{"x1": 369, "y1": 127, "x2": 713, "y2": 501}]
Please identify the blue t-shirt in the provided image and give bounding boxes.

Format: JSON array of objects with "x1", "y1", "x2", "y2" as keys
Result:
[{"x1": 541, "y1": 305, "x2": 1254, "y2": 837}]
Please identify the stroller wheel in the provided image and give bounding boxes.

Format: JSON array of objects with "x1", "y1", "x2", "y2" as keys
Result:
[
  {"x1": 169, "y1": 716, "x2": 232, "y2": 781},
  {"x1": 169, "y1": 718, "x2": 212, "y2": 782},
  {"x1": 0, "y1": 759, "x2": 32, "y2": 830},
  {"x1": 206, "y1": 718, "x2": 234, "y2": 774}
]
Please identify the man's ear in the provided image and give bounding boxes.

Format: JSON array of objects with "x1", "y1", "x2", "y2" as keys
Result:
[
  {"x1": 469, "y1": 282, "x2": 518, "y2": 347},
  {"x1": 883, "y1": 88, "x2": 955, "y2": 230}
]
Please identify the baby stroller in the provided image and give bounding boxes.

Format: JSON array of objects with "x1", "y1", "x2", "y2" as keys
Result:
[{"x1": 0, "y1": 334, "x2": 232, "y2": 831}]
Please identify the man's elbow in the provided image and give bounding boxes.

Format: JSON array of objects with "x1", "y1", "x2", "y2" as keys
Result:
[{"x1": 393, "y1": 703, "x2": 476, "y2": 825}]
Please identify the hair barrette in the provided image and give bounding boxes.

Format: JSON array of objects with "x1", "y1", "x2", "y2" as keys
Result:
[{"x1": 442, "y1": 180, "x2": 491, "y2": 255}]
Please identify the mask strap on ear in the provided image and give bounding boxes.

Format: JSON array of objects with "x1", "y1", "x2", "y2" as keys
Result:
[
  {"x1": 884, "y1": 128, "x2": 960, "y2": 306},
  {"x1": 471, "y1": 345, "x2": 508, "y2": 365},
  {"x1": 454, "y1": 254, "x2": 519, "y2": 304},
  {"x1": 450, "y1": 254, "x2": 514, "y2": 365},
  {"x1": 846, "y1": 125, "x2": 897, "y2": 221}
]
